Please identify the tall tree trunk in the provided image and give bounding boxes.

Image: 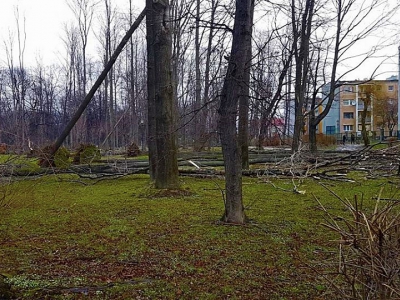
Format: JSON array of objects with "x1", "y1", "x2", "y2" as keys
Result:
[
  {"x1": 146, "y1": 3, "x2": 157, "y2": 180},
  {"x1": 193, "y1": 0, "x2": 203, "y2": 151},
  {"x1": 200, "y1": 0, "x2": 217, "y2": 151},
  {"x1": 238, "y1": 25, "x2": 252, "y2": 169},
  {"x1": 291, "y1": 0, "x2": 314, "y2": 153},
  {"x1": 218, "y1": 0, "x2": 254, "y2": 224},
  {"x1": 128, "y1": 0, "x2": 138, "y2": 145},
  {"x1": 309, "y1": 118, "x2": 317, "y2": 152},
  {"x1": 146, "y1": 0, "x2": 179, "y2": 189},
  {"x1": 361, "y1": 97, "x2": 370, "y2": 146}
]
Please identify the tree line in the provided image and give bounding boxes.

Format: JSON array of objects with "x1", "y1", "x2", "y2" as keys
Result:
[
  {"x1": 1, "y1": 0, "x2": 397, "y2": 153},
  {"x1": 1, "y1": 0, "x2": 398, "y2": 221}
]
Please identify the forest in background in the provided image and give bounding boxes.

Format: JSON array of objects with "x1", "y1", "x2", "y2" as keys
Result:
[{"x1": 0, "y1": 0, "x2": 398, "y2": 154}]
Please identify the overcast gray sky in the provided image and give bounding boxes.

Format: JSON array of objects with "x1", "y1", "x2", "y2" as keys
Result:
[
  {"x1": 1, "y1": 0, "x2": 68, "y2": 65},
  {"x1": 0, "y1": 0, "x2": 399, "y2": 80},
  {"x1": 0, "y1": 0, "x2": 144, "y2": 67}
]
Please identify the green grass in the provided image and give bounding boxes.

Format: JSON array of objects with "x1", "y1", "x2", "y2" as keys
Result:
[
  {"x1": 0, "y1": 172, "x2": 398, "y2": 299},
  {"x1": 0, "y1": 155, "x2": 40, "y2": 171}
]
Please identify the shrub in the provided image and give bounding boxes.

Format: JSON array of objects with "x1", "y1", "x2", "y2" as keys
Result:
[
  {"x1": 263, "y1": 135, "x2": 282, "y2": 146},
  {"x1": 303, "y1": 134, "x2": 337, "y2": 147}
]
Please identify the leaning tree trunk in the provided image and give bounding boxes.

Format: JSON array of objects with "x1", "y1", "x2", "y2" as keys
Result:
[
  {"x1": 40, "y1": 9, "x2": 145, "y2": 167},
  {"x1": 146, "y1": 0, "x2": 179, "y2": 189},
  {"x1": 218, "y1": 0, "x2": 254, "y2": 224}
]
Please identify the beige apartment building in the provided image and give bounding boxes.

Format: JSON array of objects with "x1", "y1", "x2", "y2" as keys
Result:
[{"x1": 323, "y1": 77, "x2": 399, "y2": 138}]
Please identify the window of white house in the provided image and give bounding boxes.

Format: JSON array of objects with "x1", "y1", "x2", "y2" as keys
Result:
[
  {"x1": 343, "y1": 125, "x2": 353, "y2": 131},
  {"x1": 343, "y1": 112, "x2": 354, "y2": 119},
  {"x1": 358, "y1": 124, "x2": 371, "y2": 131},
  {"x1": 343, "y1": 86, "x2": 353, "y2": 92},
  {"x1": 388, "y1": 85, "x2": 394, "y2": 91}
]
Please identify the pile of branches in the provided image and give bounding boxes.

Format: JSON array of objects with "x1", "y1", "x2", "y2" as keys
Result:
[
  {"x1": 1, "y1": 143, "x2": 400, "y2": 183},
  {"x1": 258, "y1": 143, "x2": 400, "y2": 182}
]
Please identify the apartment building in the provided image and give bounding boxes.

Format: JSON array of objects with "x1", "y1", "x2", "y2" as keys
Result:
[{"x1": 322, "y1": 77, "x2": 399, "y2": 137}]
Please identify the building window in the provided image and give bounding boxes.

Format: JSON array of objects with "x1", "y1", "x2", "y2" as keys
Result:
[
  {"x1": 343, "y1": 86, "x2": 353, "y2": 92},
  {"x1": 343, "y1": 125, "x2": 353, "y2": 132},
  {"x1": 343, "y1": 112, "x2": 354, "y2": 119},
  {"x1": 326, "y1": 126, "x2": 336, "y2": 135},
  {"x1": 388, "y1": 85, "x2": 394, "y2": 92},
  {"x1": 359, "y1": 124, "x2": 371, "y2": 131},
  {"x1": 343, "y1": 99, "x2": 355, "y2": 106}
]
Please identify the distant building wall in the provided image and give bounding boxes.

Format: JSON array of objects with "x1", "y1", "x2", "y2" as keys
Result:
[{"x1": 321, "y1": 83, "x2": 340, "y2": 135}]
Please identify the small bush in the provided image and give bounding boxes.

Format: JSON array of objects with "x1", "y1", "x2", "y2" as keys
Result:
[
  {"x1": 303, "y1": 134, "x2": 337, "y2": 146},
  {"x1": 264, "y1": 135, "x2": 282, "y2": 146}
]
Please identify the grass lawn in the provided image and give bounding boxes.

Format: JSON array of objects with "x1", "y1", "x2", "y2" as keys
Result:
[{"x1": 0, "y1": 172, "x2": 398, "y2": 299}]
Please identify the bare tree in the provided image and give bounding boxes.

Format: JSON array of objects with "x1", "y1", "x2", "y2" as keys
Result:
[
  {"x1": 218, "y1": 0, "x2": 254, "y2": 224},
  {"x1": 2, "y1": 7, "x2": 28, "y2": 151},
  {"x1": 146, "y1": 0, "x2": 179, "y2": 189},
  {"x1": 374, "y1": 94, "x2": 398, "y2": 137},
  {"x1": 290, "y1": 0, "x2": 315, "y2": 153},
  {"x1": 249, "y1": 23, "x2": 294, "y2": 149},
  {"x1": 60, "y1": 23, "x2": 81, "y2": 147},
  {"x1": 95, "y1": 0, "x2": 119, "y2": 149},
  {"x1": 67, "y1": 0, "x2": 97, "y2": 144}
]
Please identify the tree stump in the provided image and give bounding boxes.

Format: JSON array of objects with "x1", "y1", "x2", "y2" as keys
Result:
[{"x1": 127, "y1": 142, "x2": 141, "y2": 157}]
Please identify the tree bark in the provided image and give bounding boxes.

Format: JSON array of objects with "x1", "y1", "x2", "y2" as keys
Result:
[
  {"x1": 361, "y1": 96, "x2": 370, "y2": 146},
  {"x1": 291, "y1": 0, "x2": 315, "y2": 153},
  {"x1": 218, "y1": 0, "x2": 254, "y2": 224},
  {"x1": 309, "y1": 116, "x2": 317, "y2": 152},
  {"x1": 146, "y1": 0, "x2": 179, "y2": 189},
  {"x1": 238, "y1": 31, "x2": 252, "y2": 169}
]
